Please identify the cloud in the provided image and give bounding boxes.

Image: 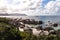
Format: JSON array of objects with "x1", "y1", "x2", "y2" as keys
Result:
[
  {"x1": 4, "y1": 0, "x2": 42, "y2": 9},
  {"x1": 26, "y1": 0, "x2": 60, "y2": 16},
  {"x1": 44, "y1": 0, "x2": 60, "y2": 15},
  {"x1": 0, "y1": 0, "x2": 5, "y2": 7},
  {"x1": 22, "y1": 0, "x2": 60, "y2": 16},
  {"x1": 0, "y1": 0, "x2": 60, "y2": 16}
]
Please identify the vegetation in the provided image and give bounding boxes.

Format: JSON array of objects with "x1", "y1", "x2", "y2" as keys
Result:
[{"x1": 0, "y1": 17, "x2": 60, "y2": 40}]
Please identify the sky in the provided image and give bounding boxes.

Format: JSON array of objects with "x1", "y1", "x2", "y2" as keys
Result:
[{"x1": 0, "y1": 0, "x2": 60, "y2": 16}]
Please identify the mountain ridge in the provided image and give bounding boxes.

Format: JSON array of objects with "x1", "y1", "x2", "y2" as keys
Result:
[{"x1": 0, "y1": 13, "x2": 27, "y2": 16}]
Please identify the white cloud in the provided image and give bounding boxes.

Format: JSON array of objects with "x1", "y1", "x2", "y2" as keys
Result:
[
  {"x1": 0, "y1": 0, "x2": 60, "y2": 16},
  {"x1": 44, "y1": 0, "x2": 60, "y2": 15},
  {"x1": 23, "y1": 0, "x2": 60, "y2": 16},
  {"x1": 26, "y1": 0, "x2": 60, "y2": 16},
  {"x1": 4, "y1": 0, "x2": 42, "y2": 9},
  {"x1": 0, "y1": 0, "x2": 5, "y2": 7}
]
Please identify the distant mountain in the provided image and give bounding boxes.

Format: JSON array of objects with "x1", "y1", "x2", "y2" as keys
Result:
[{"x1": 0, "y1": 13, "x2": 27, "y2": 16}]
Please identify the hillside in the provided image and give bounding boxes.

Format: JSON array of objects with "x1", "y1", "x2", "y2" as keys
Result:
[
  {"x1": 0, "y1": 17, "x2": 60, "y2": 40},
  {"x1": 0, "y1": 13, "x2": 27, "y2": 16}
]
